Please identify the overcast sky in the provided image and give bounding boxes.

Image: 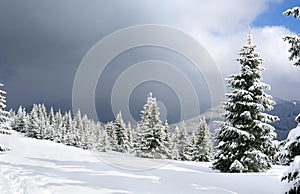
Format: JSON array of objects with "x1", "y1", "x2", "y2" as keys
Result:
[{"x1": 1, "y1": 0, "x2": 300, "y2": 124}]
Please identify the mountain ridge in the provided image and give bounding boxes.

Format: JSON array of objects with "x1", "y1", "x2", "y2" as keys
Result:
[{"x1": 171, "y1": 98, "x2": 300, "y2": 141}]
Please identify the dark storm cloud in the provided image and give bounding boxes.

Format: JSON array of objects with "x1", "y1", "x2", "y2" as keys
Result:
[
  {"x1": 0, "y1": 0, "x2": 193, "y2": 121},
  {"x1": 0, "y1": 1, "x2": 157, "y2": 106},
  {"x1": 0, "y1": 0, "x2": 146, "y2": 71}
]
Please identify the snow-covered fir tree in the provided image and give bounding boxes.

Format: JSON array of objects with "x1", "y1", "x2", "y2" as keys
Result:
[
  {"x1": 9, "y1": 109, "x2": 15, "y2": 121},
  {"x1": 92, "y1": 120, "x2": 102, "y2": 150},
  {"x1": 0, "y1": 83, "x2": 11, "y2": 135},
  {"x1": 48, "y1": 107, "x2": 56, "y2": 126},
  {"x1": 114, "y1": 111, "x2": 130, "y2": 153},
  {"x1": 81, "y1": 114, "x2": 93, "y2": 150},
  {"x1": 188, "y1": 131, "x2": 197, "y2": 160},
  {"x1": 35, "y1": 104, "x2": 47, "y2": 139},
  {"x1": 89, "y1": 120, "x2": 96, "y2": 149},
  {"x1": 11, "y1": 106, "x2": 28, "y2": 133},
  {"x1": 126, "y1": 122, "x2": 134, "y2": 153},
  {"x1": 213, "y1": 31, "x2": 279, "y2": 173},
  {"x1": 62, "y1": 111, "x2": 75, "y2": 146},
  {"x1": 36, "y1": 105, "x2": 52, "y2": 141},
  {"x1": 151, "y1": 122, "x2": 170, "y2": 159},
  {"x1": 73, "y1": 110, "x2": 83, "y2": 148},
  {"x1": 133, "y1": 123, "x2": 142, "y2": 151},
  {"x1": 7, "y1": 102, "x2": 140, "y2": 153},
  {"x1": 282, "y1": 155, "x2": 300, "y2": 194},
  {"x1": 171, "y1": 125, "x2": 180, "y2": 160},
  {"x1": 45, "y1": 107, "x2": 55, "y2": 141},
  {"x1": 9, "y1": 109, "x2": 16, "y2": 131},
  {"x1": 136, "y1": 93, "x2": 169, "y2": 159},
  {"x1": 277, "y1": 115, "x2": 300, "y2": 165},
  {"x1": 191, "y1": 117, "x2": 213, "y2": 162},
  {"x1": 0, "y1": 83, "x2": 11, "y2": 151},
  {"x1": 162, "y1": 120, "x2": 172, "y2": 159},
  {"x1": 43, "y1": 119, "x2": 52, "y2": 141},
  {"x1": 176, "y1": 121, "x2": 190, "y2": 161},
  {"x1": 98, "y1": 128, "x2": 111, "y2": 152},
  {"x1": 27, "y1": 104, "x2": 40, "y2": 138},
  {"x1": 105, "y1": 121, "x2": 117, "y2": 151},
  {"x1": 54, "y1": 110, "x2": 63, "y2": 143}
]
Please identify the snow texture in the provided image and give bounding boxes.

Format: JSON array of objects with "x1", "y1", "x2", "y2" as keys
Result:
[{"x1": 0, "y1": 132, "x2": 287, "y2": 194}]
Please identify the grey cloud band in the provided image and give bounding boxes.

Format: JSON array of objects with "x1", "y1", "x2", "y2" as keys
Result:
[{"x1": 72, "y1": 24, "x2": 224, "y2": 125}]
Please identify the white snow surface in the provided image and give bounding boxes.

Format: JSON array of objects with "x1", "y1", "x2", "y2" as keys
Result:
[{"x1": 0, "y1": 132, "x2": 287, "y2": 194}]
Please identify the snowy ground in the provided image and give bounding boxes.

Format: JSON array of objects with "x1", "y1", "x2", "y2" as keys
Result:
[{"x1": 0, "y1": 132, "x2": 287, "y2": 194}]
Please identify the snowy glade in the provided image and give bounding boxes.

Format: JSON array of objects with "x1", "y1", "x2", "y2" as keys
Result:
[
  {"x1": 213, "y1": 31, "x2": 279, "y2": 173},
  {"x1": 7, "y1": 93, "x2": 214, "y2": 163}
]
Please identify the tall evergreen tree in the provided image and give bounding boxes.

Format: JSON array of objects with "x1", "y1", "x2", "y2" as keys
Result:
[
  {"x1": 114, "y1": 111, "x2": 130, "y2": 153},
  {"x1": 189, "y1": 131, "x2": 197, "y2": 160},
  {"x1": 191, "y1": 117, "x2": 213, "y2": 162},
  {"x1": 45, "y1": 107, "x2": 56, "y2": 141},
  {"x1": 98, "y1": 128, "x2": 111, "y2": 152},
  {"x1": 81, "y1": 114, "x2": 92, "y2": 150},
  {"x1": 89, "y1": 119, "x2": 98, "y2": 149},
  {"x1": 35, "y1": 104, "x2": 47, "y2": 139},
  {"x1": 43, "y1": 119, "x2": 52, "y2": 141},
  {"x1": 27, "y1": 104, "x2": 40, "y2": 138},
  {"x1": 62, "y1": 111, "x2": 75, "y2": 146},
  {"x1": 176, "y1": 121, "x2": 190, "y2": 161},
  {"x1": 93, "y1": 122, "x2": 103, "y2": 151},
  {"x1": 162, "y1": 120, "x2": 172, "y2": 158},
  {"x1": 213, "y1": 31, "x2": 279, "y2": 172},
  {"x1": 48, "y1": 107, "x2": 56, "y2": 126},
  {"x1": 136, "y1": 93, "x2": 169, "y2": 159},
  {"x1": 171, "y1": 125, "x2": 180, "y2": 160},
  {"x1": 12, "y1": 106, "x2": 27, "y2": 133},
  {"x1": 133, "y1": 123, "x2": 142, "y2": 151},
  {"x1": 10, "y1": 109, "x2": 17, "y2": 132},
  {"x1": 126, "y1": 122, "x2": 134, "y2": 153},
  {"x1": 105, "y1": 121, "x2": 117, "y2": 151},
  {"x1": 0, "y1": 83, "x2": 11, "y2": 135},
  {"x1": 54, "y1": 110, "x2": 63, "y2": 143},
  {"x1": 0, "y1": 83, "x2": 11, "y2": 151},
  {"x1": 73, "y1": 110, "x2": 83, "y2": 147},
  {"x1": 152, "y1": 122, "x2": 170, "y2": 159}
]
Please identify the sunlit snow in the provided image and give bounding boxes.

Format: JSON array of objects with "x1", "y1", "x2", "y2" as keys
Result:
[{"x1": 0, "y1": 132, "x2": 287, "y2": 194}]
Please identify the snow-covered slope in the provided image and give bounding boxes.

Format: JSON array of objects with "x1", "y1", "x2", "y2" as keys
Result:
[{"x1": 0, "y1": 132, "x2": 287, "y2": 194}]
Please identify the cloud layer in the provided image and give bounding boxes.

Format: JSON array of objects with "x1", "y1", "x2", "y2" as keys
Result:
[{"x1": 0, "y1": 0, "x2": 299, "y2": 122}]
